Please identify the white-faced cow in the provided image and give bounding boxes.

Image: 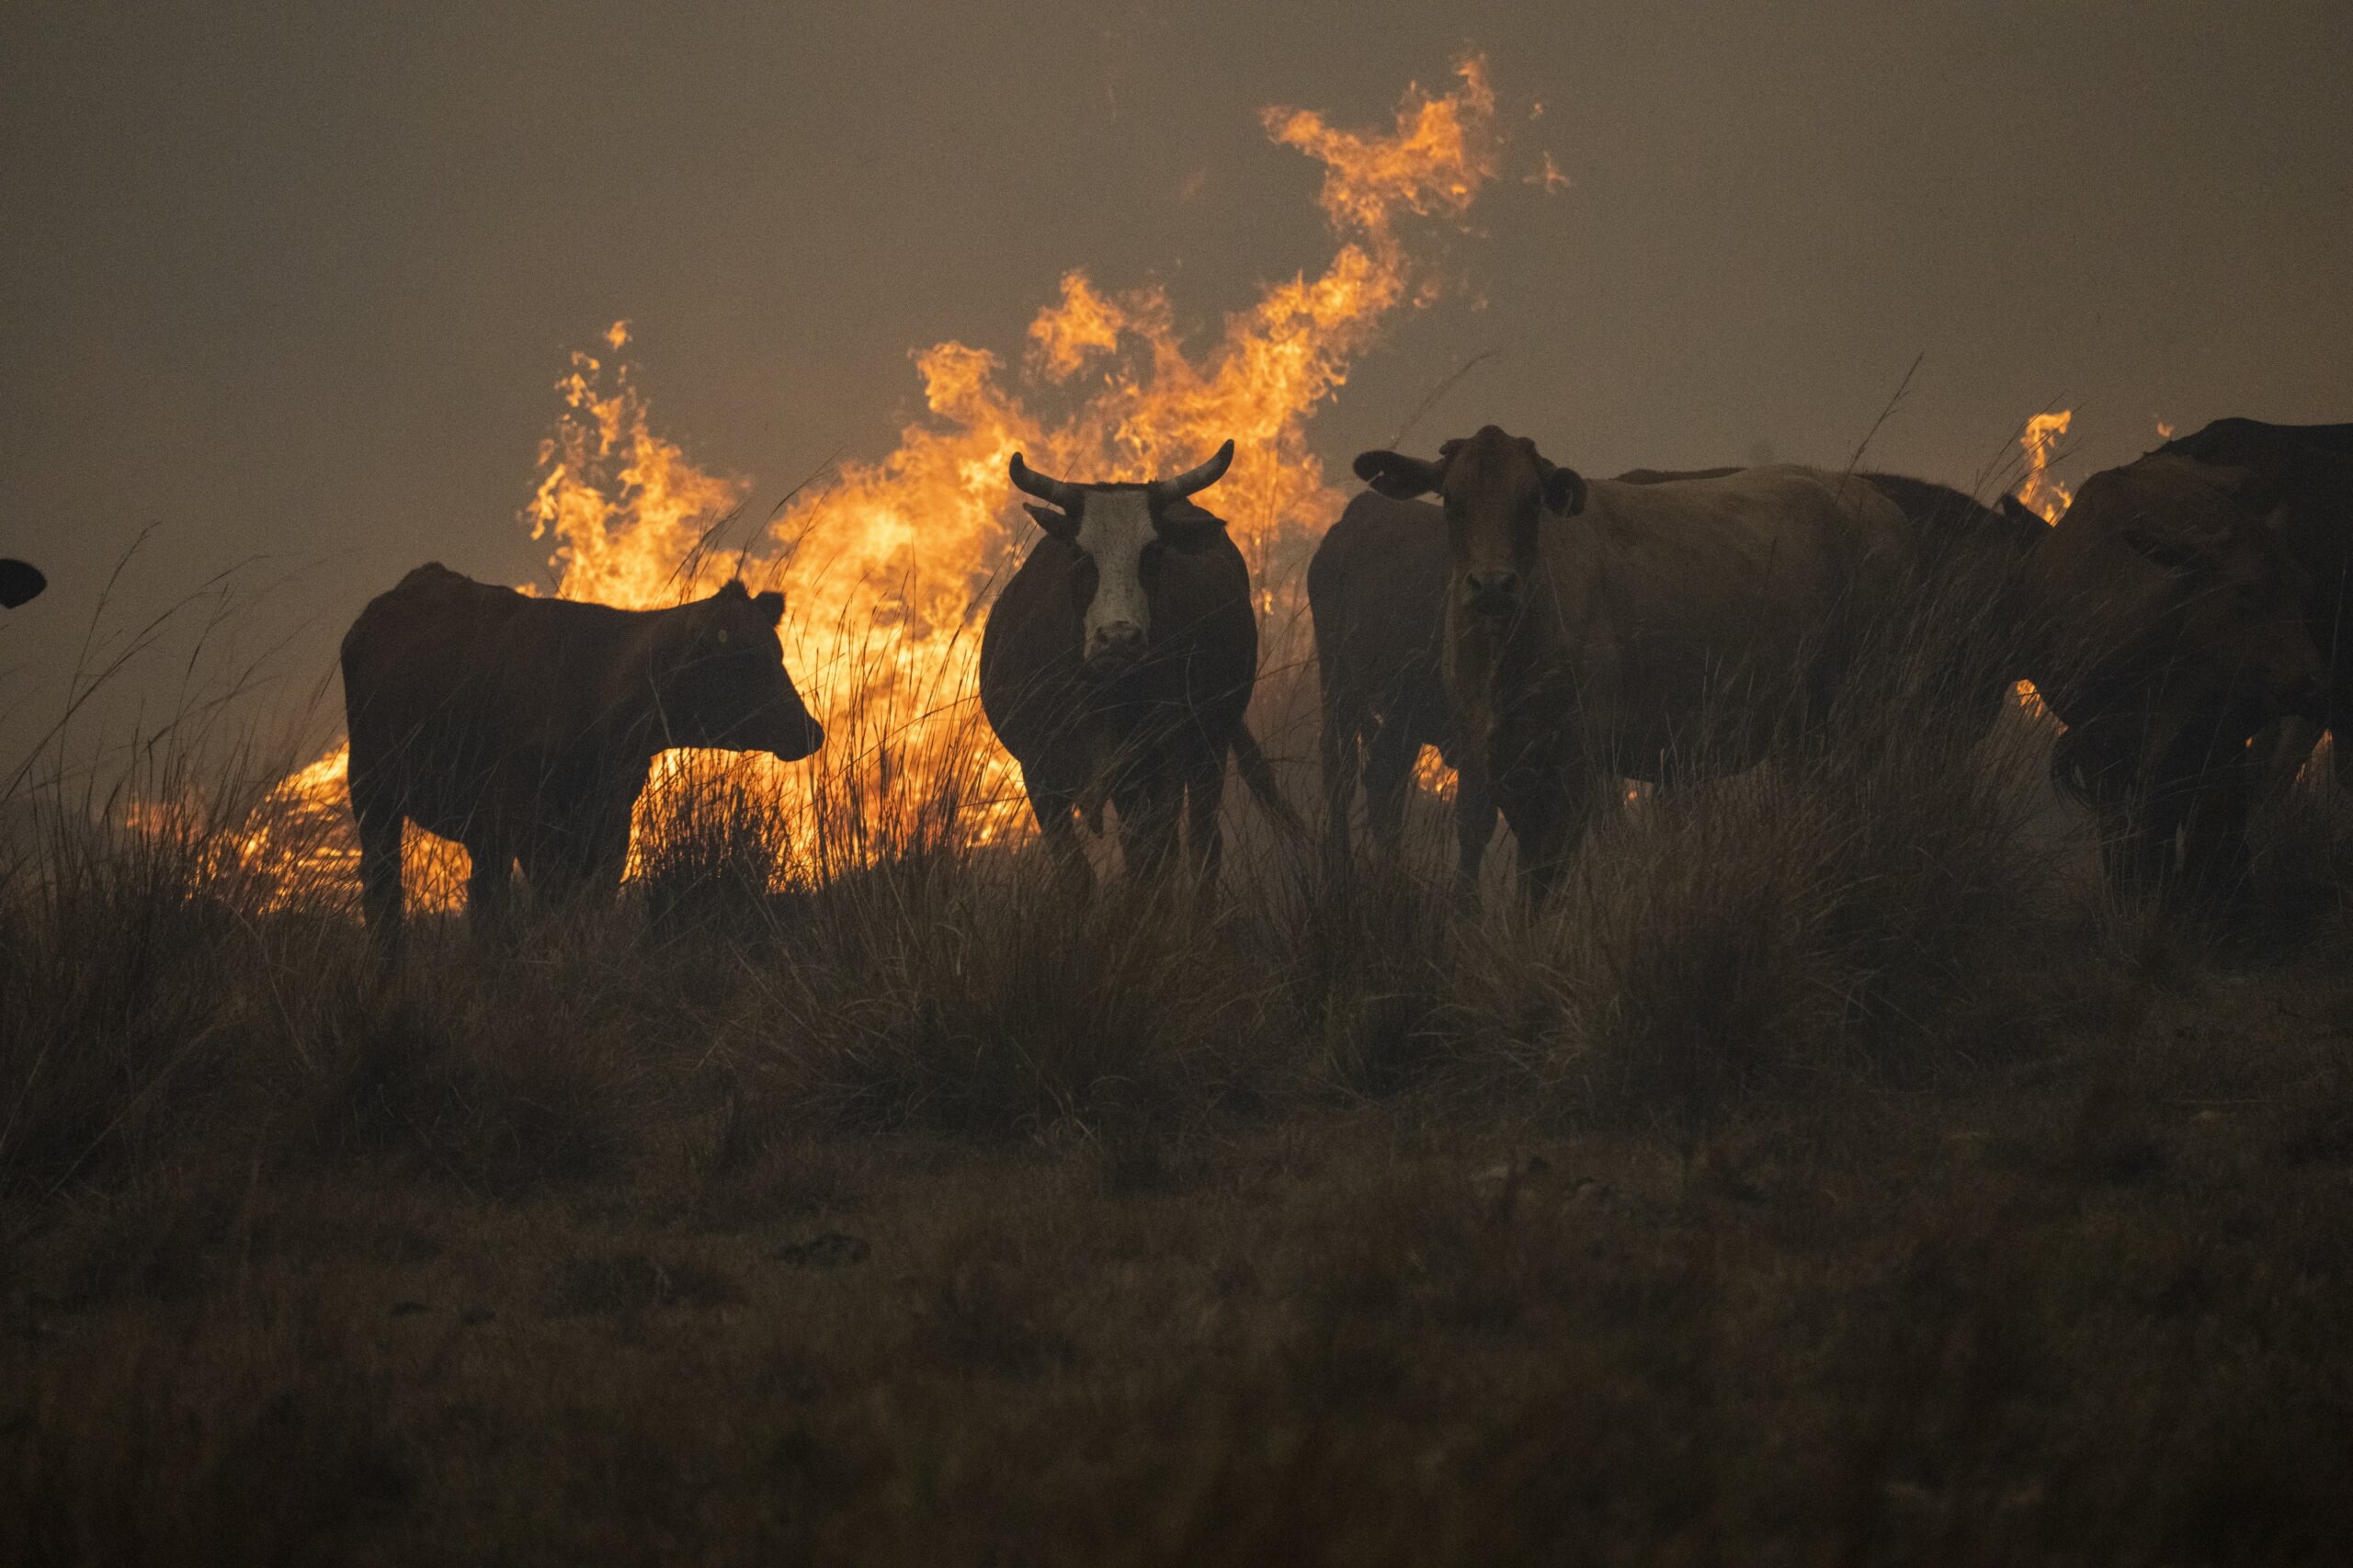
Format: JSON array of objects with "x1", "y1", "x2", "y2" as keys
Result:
[
  {"x1": 980, "y1": 440, "x2": 1295, "y2": 895},
  {"x1": 341, "y1": 564, "x2": 824, "y2": 948},
  {"x1": 1352, "y1": 426, "x2": 1913, "y2": 907}
]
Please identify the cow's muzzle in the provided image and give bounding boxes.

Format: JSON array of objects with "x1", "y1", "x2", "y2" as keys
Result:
[
  {"x1": 1463, "y1": 570, "x2": 1522, "y2": 622},
  {"x1": 1084, "y1": 620, "x2": 1148, "y2": 679},
  {"x1": 771, "y1": 715, "x2": 825, "y2": 763}
]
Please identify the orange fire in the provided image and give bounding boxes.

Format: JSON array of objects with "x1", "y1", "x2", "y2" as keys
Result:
[
  {"x1": 233, "y1": 61, "x2": 1506, "y2": 909},
  {"x1": 2015, "y1": 410, "x2": 2074, "y2": 525},
  {"x1": 2008, "y1": 409, "x2": 2074, "y2": 717}
]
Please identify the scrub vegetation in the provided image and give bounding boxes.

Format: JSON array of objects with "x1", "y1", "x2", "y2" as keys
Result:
[{"x1": 6, "y1": 604, "x2": 2353, "y2": 1565}]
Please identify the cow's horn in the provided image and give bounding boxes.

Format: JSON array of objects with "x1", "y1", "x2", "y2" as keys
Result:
[
  {"x1": 1008, "y1": 452, "x2": 1083, "y2": 513},
  {"x1": 1150, "y1": 439, "x2": 1234, "y2": 503}
]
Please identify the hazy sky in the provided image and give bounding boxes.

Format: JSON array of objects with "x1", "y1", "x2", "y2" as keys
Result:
[{"x1": 4, "y1": 2, "x2": 2348, "y2": 765}]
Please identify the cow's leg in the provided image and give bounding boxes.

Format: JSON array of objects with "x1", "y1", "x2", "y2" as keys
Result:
[
  {"x1": 550, "y1": 788, "x2": 639, "y2": 914},
  {"x1": 1361, "y1": 718, "x2": 1415, "y2": 860},
  {"x1": 1319, "y1": 697, "x2": 1360, "y2": 888},
  {"x1": 1114, "y1": 771, "x2": 1181, "y2": 886},
  {"x1": 2180, "y1": 761, "x2": 2256, "y2": 915},
  {"x1": 463, "y1": 831, "x2": 517, "y2": 939},
  {"x1": 2097, "y1": 782, "x2": 2169, "y2": 901},
  {"x1": 1185, "y1": 747, "x2": 1228, "y2": 908},
  {"x1": 1028, "y1": 785, "x2": 1093, "y2": 898},
  {"x1": 584, "y1": 791, "x2": 639, "y2": 909},
  {"x1": 2252, "y1": 715, "x2": 2325, "y2": 804},
  {"x1": 1496, "y1": 761, "x2": 1587, "y2": 915},
  {"x1": 353, "y1": 798, "x2": 406, "y2": 960},
  {"x1": 1446, "y1": 744, "x2": 1498, "y2": 900}
]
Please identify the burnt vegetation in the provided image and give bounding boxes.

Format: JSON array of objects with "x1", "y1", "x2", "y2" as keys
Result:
[{"x1": 6, "y1": 567, "x2": 2353, "y2": 1564}]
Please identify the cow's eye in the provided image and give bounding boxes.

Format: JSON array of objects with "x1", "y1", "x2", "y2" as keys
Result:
[{"x1": 717, "y1": 629, "x2": 731, "y2": 645}]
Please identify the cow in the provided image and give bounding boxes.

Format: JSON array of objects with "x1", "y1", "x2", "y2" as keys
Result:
[
  {"x1": 1351, "y1": 426, "x2": 1912, "y2": 907},
  {"x1": 0, "y1": 560, "x2": 43, "y2": 608},
  {"x1": 1312, "y1": 463, "x2": 2049, "y2": 897},
  {"x1": 2023, "y1": 436, "x2": 2336, "y2": 903},
  {"x1": 980, "y1": 439, "x2": 1297, "y2": 897},
  {"x1": 1309, "y1": 491, "x2": 1495, "y2": 892},
  {"x1": 1310, "y1": 467, "x2": 1736, "y2": 894},
  {"x1": 1854, "y1": 471, "x2": 2051, "y2": 736},
  {"x1": 341, "y1": 564, "x2": 824, "y2": 948},
  {"x1": 2157, "y1": 420, "x2": 2353, "y2": 796}
]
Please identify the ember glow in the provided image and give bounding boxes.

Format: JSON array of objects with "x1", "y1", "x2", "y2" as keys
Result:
[{"x1": 236, "y1": 62, "x2": 1505, "y2": 909}]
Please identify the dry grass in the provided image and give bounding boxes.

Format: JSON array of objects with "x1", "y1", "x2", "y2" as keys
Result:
[{"x1": 6, "y1": 579, "x2": 2353, "y2": 1562}]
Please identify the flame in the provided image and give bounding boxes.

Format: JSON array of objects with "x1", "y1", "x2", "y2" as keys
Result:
[
  {"x1": 2155, "y1": 418, "x2": 2176, "y2": 441},
  {"x1": 525, "y1": 324, "x2": 749, "y2": 610},
  {"x1": 1411, "y1": 746, "x2": 1458, "y2": 802},
  {"x1": 233, "y1": 61, "x2": 1506, "y2": 908},
  {"x1": 2015, "y1": 409, "x2": 2074, "y2": 524},
  {"x1": 2010, "y1": 410, "x2": 2074, "y2": 717}
]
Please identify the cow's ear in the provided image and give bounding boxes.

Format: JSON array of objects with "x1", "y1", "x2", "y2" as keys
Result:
[
  {"x1": 1025, "y1": 503, "x2": 1078, "y2": 542},
  {"x1": 753, "y1": 589, "x2": 784, "y2": 627},
  {"x1": 1998, "y1": 494, "x2": 2044, "y2": 528},
  {"x1": 0, "y1": 559, "x2": 43, "y2": 609},
  {"x1": 1540, "y1": 464, "x2": 1587, "y2": 517},
  {"x1": 1354, "y1": 449, "x2": 1444, "y2": 500}
]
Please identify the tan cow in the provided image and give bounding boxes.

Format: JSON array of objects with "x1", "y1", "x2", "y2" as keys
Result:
[{"x1": 1352, "y1": 426, "x2": 1910, "y2": 906}]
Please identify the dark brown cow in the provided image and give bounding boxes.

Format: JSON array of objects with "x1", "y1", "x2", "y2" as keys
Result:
[
  {"x1": 2160, "y1": 420, "x2": 2353, "y2": 786},
  {"x1": 1353, "y1": 426, "x2": 1911, "y2": 906},
  {"x1": 0, "y1": 560, "x2": 43, "y2": 608},
  {"x1": 1308, "y1": 491, "x2": 1494, "y2": 892},
  {"x1": 2023, "y1": 434, "x2": 2336, "y2": 902},
  {"x1": 342, "y1": 564, "x2": 824, "y2": 945},
  {"x1": 980, "y1": 440, "x2": 1293, "y2": 894}
]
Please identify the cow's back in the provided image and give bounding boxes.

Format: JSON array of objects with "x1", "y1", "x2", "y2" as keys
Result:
[
  {"x1": 341, "y1": 564, "x2": 636, "y2": 839},
  {"x1": 1537, "y1": 467, "x2": 1904, "y2": 767},
  {"x1": 1571, "y1": 467, "x2": 1904, "y2": 665}
]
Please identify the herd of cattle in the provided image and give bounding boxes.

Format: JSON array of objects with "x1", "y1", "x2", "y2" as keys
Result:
[{"x1": 15, "y1": 420, "x2": 2348, "y2": 940}]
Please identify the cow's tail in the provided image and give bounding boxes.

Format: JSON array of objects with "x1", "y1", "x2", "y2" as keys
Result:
[{"x1": 1232, "y1": 720, "x2": 1311, "y2": 843}]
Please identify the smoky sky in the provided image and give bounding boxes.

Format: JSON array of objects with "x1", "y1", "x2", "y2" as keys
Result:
[{"x1": 3, "y1": 2, "x2": 2348, "y2": 768}]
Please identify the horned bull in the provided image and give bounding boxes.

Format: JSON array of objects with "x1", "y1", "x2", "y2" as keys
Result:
[{"x1": 979, "y1": 439, "x2": 1302, "y2": 897}]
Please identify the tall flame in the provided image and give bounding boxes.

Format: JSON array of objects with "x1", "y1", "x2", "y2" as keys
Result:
[
  {"x1": 237, "y1": 60, "x2": 1506, "y2": 906},
  {"x1": 2015, "y1": 409, "x2": 2074, "y2": 524},
  {"x1": 2008, "y1": 409, "x2": 2075, "y2": 719}
]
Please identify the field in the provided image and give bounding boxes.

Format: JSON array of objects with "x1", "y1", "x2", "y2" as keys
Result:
[{"x1": 7, "y1": 633, "x2": 2353, "y2": 1564}]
